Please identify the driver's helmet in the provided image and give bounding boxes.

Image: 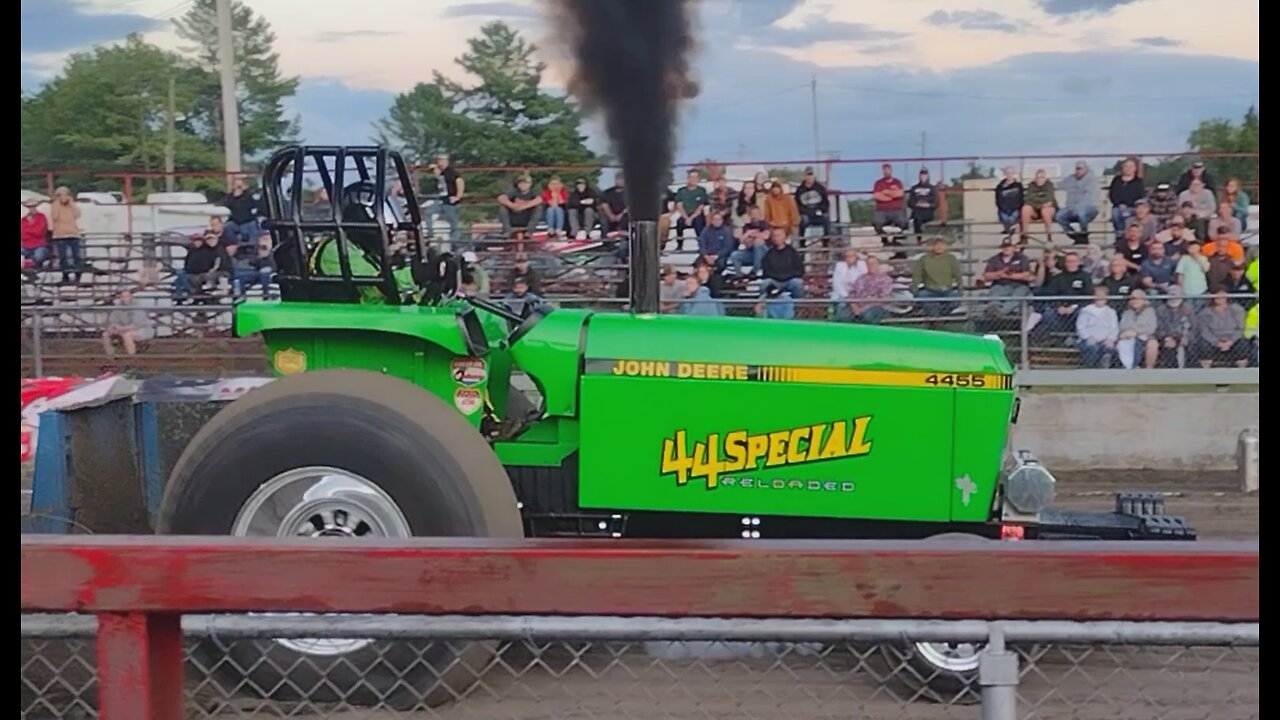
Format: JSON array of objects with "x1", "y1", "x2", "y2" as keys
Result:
[{"x1": 340, "y1": 180, "x2": 402, "y2": 226}]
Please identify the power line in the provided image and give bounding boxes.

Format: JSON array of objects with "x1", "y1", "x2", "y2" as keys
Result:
[{"x1": 818, "y1": 81, "x2": 1258, "y2": 104}]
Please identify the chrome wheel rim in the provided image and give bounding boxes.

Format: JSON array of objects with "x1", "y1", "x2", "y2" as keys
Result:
[
  {"x1": 914, "y1": 641, "x2": 983, "y2": 674},
  {"x1": 231, "y1": 466, "x2": 412, "y2": 656}
]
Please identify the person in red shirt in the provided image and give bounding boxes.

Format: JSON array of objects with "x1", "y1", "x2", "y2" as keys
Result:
[
  {"x1": 20, "y1": 200, "x2": 50, "y2": 271},
  {"x1": 871, "y1": 163, "x2": 907, "y2": 246},
  {"x1": 541, "y1": 176, "x2": 569, "y2": 239}
]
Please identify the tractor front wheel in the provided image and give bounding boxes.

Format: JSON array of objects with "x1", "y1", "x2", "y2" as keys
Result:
[{"x1": 157, "y1": 369, "x2": 523, "y2": 710}]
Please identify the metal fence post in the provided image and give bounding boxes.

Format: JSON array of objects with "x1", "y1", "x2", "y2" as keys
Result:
[
  {"x1": 1018, "y1": 298, "x2": 1030, "y2": 370},
  {"x1": 979, "y1": 622, "x2": 1019, "y2": 720},
  {"x1": 31, "y1": 307, "x2": 44, "y2": 378}
]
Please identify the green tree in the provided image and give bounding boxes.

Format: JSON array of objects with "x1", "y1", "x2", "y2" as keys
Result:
[
  {"x1": 376, "y1": 22, "x2": 598, "y2": 217},
  {"x1": 20, "y1": 35, "x2": 220, "y2": 194},
  {"x1": 1112, "y1": 107, "x2": 1260, "y2": 200},
  {"x1": 173, "y1": 0, "x2": 300, "y2": 162}
]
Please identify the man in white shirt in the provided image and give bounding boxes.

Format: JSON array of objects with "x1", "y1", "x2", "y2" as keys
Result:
[{"x1": 831, "y1": 248, "x2": 868, "y2": 321}]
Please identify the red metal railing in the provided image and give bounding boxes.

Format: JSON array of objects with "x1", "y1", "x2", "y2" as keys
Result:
[{"x1": 20, "y1": 535, "x2": 1260, "y2": 720}]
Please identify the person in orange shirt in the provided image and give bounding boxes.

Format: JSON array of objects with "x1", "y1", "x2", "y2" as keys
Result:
[
  {"x1": 1203, "y1": 225, "x2": 1245, "y2": 263},
  {"x1": 763, "y1": 181, "x2": 800, "y2": 238}
]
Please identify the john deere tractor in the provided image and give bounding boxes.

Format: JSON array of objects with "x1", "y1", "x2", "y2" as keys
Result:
[{"x1": 158, "y1": 146, "x2": 1194, "y2": 708}]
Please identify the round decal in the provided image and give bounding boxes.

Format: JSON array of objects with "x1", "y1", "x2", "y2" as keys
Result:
[
  {"x1": 453, "y1": 388, "x2": 482, "y2": 416},
  {"x1": 273, "y1": 348, "x2": 307, "y2": 376},
  {"x1": 451, "y1": 358, "x2": 488, "y2": 387}
]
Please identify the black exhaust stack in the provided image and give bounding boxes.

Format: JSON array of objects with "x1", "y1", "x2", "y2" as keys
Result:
[{"x1": 629, "y1": 220, "x2": 661, "y2": 314}]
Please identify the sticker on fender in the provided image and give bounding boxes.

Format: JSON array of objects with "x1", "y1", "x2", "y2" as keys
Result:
[
  {"x1": 451, "y1": 358, "x2": 488, "y2": 387},
  {"x1": 453, "y1": 388, "x2": 482, "y2": 415}
]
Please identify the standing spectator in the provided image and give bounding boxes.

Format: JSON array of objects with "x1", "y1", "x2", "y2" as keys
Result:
[
  {"x1": 427, "y1": 154, "x2": 464, "y2": 243},
  {"x1": 763, "y1": 181, "x2": 800, "y2": 238},
  {"x1": 1194, "y1": 291, "x2": 1249, "y2": 367},
  {"x1": 1175, "y1": 239, "x2": 1209, "y2": 305},
  {"x1": 1058, "y1": 161, "x2": 1099, "y2": 244},
  {"x1": 1178, "y1": 179, "x2": 1216, "y2": 238},
  {"x1": 1155, "y1": 286, "x2": 1195, "y2": 368},
  {"x1": 1075, "y1": 287, "x2": 1120, "y2": 368},
  {"x1": 1203, "y1": 226, "x2": 1245, "y2": 264},
  {"x1": 599, "y1": 172, "x2": 629, "y2": 235},
  {"x1": 1154, "y1": 216, "x2": 1192, "y2": 257},
  {"x1": 982, "y1": 238, "x2": 1033, "y2": 318},
  {"x1": 1208, "y1": 201, "x2": 1242, "y2": 240},
  {"x1": 697, "y1": 210, "x2": 735, "y2": 271},
  {"x1": 1138, "y1": 239, "x2": 1177, "y2": 296},
  {"x1": 849, "y1": 255, "x2": 895, "y2": 325},
  {"x1": 872, "y1": 163, "x2": 908, "y2": 246},
  {"x1": 1036, "y1": 251, "x2": 1093, "y2": 335},
  {"x1": 1117, "y1": 289, "x2": 1159, "y2": 369},
  {"x1": 387, "y1": 180, "x2": 409, "y2": 220},
  {"x1": 679, "y1": 270, "x2": 725, "y2": 317},
  {"x1": 1100, "y1": 255, "x2": 1137, "y2": 312},
  {"x1": 1175, "y1": 160, "x2": 1216, "y2": 195},
  {"x1": 794, "y1": 166, "x2": 830, "y2": 242},
  {"x1": 1225, "y1": 260, "x2": 1256, "y2": 308},
  {"x1": 49, "y1": 186, "x2": 84, "y2": 284},
  {"x1": 906, "y1": 168, "x2": 942, "y2": 244},
  {"x1": 173, "y1": 232, "x2": 229, "y2": 300},
  {"x1": 1146, "y1": 183, "x2": 1179, "y2": 228},
  {"x1": 994, "y1": 167, "x2": 1025, "y2": 236},
  {"x1": 567, "y1": 177, "x2": 600, "y2": 239},
  {"x1": 1221, "y1": 177, "x2": 1251, "y2": 232},
  {"x1": 659, "y1": 264, "x2": 683, "y2": 313},
  {"x1": 707, "y1": 176, "x2": 738, "y2": 221},
  {"x1": 1115, "y1": 223, "x2": 1147, "y2": 273},
  {"x1": 502, "y1": 275, "x2": 544, "y2": 319},
  {"x1": 100, "y1": 288, "x2": 154, "y2": 358},
  {"x1": 758, "y1": 226, "x2": 806, "y2": 302},
  {"x1": 1108, "y1": 159, "x2": 1145, "y2": 232},
  {"x1": 672, "y1": 169, "x2": 709, "y2": 251},
  {"x1": 1131, "y1": 200, "x2": 1159, "y2": 244},
  {"x1": 232, "y1": 232, "x2": 277, "y2": 300},
  {"x1": 508, "y1": 253, "x2": 542, "y2": 295},
  {"x1": 1021, "y1": 169, "x2": 1058, "y2": 241},
  {"x1": 20, "y1": 199, "x2": 49, "y2": 271},
  {"x1": 911, "y1": 238, "x2": 962, "y2": 318},
  {"x1": 223, "y1": 178, "x2": 261, "y2": 245},
  {"x1": 729, "y1": 205, "x2": 769, "y2": 277},
  {"x1": 731, "y1": 181, "x2": 759, "y2": 234},
  {"x1": 542, "y1": 176, "x2": 569, "y2": 239},
  {"x1": 830, "y1": 247, "x2": 867, "y2": 321},
  {"x1": 496, "y1": 176, "x2": 543, "y2": 238}
]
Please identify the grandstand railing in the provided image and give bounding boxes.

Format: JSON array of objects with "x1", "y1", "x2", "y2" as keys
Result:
[{"x1": 18, "y1": 535, "x2": 1260, "y2": 719}]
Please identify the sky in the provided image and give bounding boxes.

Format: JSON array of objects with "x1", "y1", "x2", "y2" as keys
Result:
[{"x1": 20, "y1": 0, "x2": 1260, "y2": 191}]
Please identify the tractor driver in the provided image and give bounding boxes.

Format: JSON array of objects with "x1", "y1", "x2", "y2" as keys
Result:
[{"x1": 309, "y1": 180, "x2": 419, "y2": 304}]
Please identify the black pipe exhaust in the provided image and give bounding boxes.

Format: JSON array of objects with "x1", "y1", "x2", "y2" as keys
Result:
[{"x1": 629, "y1": 220, "x2": 661, "y2": 314}]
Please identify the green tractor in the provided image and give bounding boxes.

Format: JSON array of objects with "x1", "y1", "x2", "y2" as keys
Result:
[{"x1": 158, "y1": 146, "x2": 1194, "y2": 708}]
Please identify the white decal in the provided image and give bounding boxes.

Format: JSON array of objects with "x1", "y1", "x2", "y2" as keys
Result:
[{"x1": 955, "y1": 475, "x2": 977, "y2": 506}]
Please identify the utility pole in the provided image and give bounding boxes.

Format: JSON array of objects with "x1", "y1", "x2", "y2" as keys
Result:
[
  {"x1": 810, "y1": 76, "x2": 821, "y2": 161},
  {"x1": 164, "y1": 76, "x2": 176, "y2": 193},
  {"x1": 215, "y1": 0, "x2": 242, "y2": 190}
]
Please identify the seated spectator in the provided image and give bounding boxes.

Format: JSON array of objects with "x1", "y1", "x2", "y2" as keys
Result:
[
  {"x1": 1032, "y1": 250, "x2": 1093, "y2": 335},
  {"x1": 873, "y1": 163, "x2": 908, "y2": 245},
  {"x1": 502, "y1": 275, "x2": 544, "y2": 319},
  {"x1": 1083, "y1": 244, "x2": 1109, "y2": 283},
  {"x1": 679, "y1": 269, "x2": 725, "y2": 317},
  {"x1": 100, "y1": 288, "x2": 155, "y2": 358},
  {"x1": 1058, "y1": 161, "x2": 1099, "y2": 245},
  {"x1": 795, "y1": 166, "x2": 830, "y2": 242},
  {"x1": 1117, "y1": 289, "x2": 1158, "y2": 369},
  {"x1": 849, "y1": 255, "x2": 894, "y2": 325},
  {"x1": 1075, "y1": 287, "x2": 1119, "y2": 368},
  {"x1": 659, "y1": 264, "x2": 683, "y2": 314},
  {"x1": 993, "y1": 167, "x2": 1024, "y2": 236},
  {"x1": 173, "y1": 232, "x2": 230, "y2": 300},
  {"x1": 1146, "y1": 183, "x2": 1179, "y2": 228},
  {"x1": 460, "y1": 250, "x2": 489, "y2": 298},
  {"x1": 1207, "y1": 201, "x2": 1242, "y2": 240},
  {"x1": 1222, "y1": 177, "x2": 1250, "y2": 232},
  {"x1": 600, "y1": 172, "x2": 630, "y2": 234},
  {"x1": 906, "y1": 167, "x2": 942, "y2": 244},
  {"x1": 1178, "y1": 179, "x2": 1216, "y2": 238},
  {"x1": 1154, "y1": 216, "x2": 1192, "y2": 257},
  {"x1": 1177, "y1": 201, "x2": 1203, "y2": 240},
  {"x1": 1115, "y1": 223, "x2": 1147, "y2": 273},
  {"x1": 1108, "y1": 159, "x2": 1145, "y2": 232},
  {"x1": 223, "y1": 178, "x2": 261, "y2": 245},
  {"x1": 1203, "y1": 226, "x2": 1245, "y2": 263},
  {"x1": 830, "y1": 247, "x2": 868, "y2": 322},
  {"x1": 20, "y1": 199, "x2": 49, "y2": 274},
  {"x1": 1131, "y1": 200, "x2": 1159, "y2": 244},
  {"x1": 496, "y1": 176, "x2": 544, "y2": 238},
  {"x1": 729, "y1": 205, "x2": 769, "y2": 277},
  {"x1": 764, "y1": 180, "x2": 800, "y2": 239},
  {"x1": 1100, "y1": 255, "x2": 1137, "y2": 312},
  {"x1": 1138, "y1": 239, "x2": 1176, "y2": 296},
  {"x1": 697, "y1": 210, "x2": 735, "y2": 271},
  {"x1": 1205, "y1": 237, "x2": 1237, "y2": 293},
  {"x1": 1246, "y1": 303, "x2": 1258, "y2": 365},
  {"x1": 911, "y1": 238, "x2": 962, "y2": 318},
  {"x1": 542, "y1": 176, "x2": 569, "y2": 239},
  {"x1": 671, "y1": 169, "x2": 709, "y2": 251},
  {"x1": 758, "y1": 227, "x2": 806, "y2": 304},
  {"x1": 982, "y1": 238, "x2": 1033, "y2": 318},
  {"x1": 1155, "y1": 286, "x2": 1195, "y2": 368},
  {"x1": 302, "y1": 187, "x2": 333, "y2": 222},
  {"x1": 233, "y1": 232, "x2": 277, "y2": 300},
  {"x1": 49, "y1": 185, "x2": 84, "y2": 284},
  {"x1": 1175, "y1": 239, "x2": 1209, "y2": 306},
  {"x1": 507, "y1": 253, "x2": 542, "y2": 295},
  {"x1": 1176, "y1": 160, "x2": 1215, "y2": 195},
  {"x1": 731, "y1": 181, "x2": 759, "y2": 235},
  {"x1": 1021, "y1": 169, "x2": 1058, "y2": 241},
  {"x1": 1193, "y1": 291, "x2": 1249, "y2": 367},
  {"x1": 708, "y1": 175, "x2": 738, "y2": 222},
  {"x1": 1225, "y1": 259, "x2": 1256, "y2": 308},
  {"x1": 567, "y1": 177, "x2": 600, "y2": 239}
]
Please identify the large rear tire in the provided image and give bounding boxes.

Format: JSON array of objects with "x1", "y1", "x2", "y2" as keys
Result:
[{"x1": 158, "y1": 369, "x2": 522, "y2": 710}]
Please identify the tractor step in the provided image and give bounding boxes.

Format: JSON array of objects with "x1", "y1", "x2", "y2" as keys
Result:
[{"x1": 525, "y1": 512, "x2": 627, "y2": 538}]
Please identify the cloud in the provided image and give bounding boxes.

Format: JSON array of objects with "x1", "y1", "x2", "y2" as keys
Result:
[
  {"x1": 925, "y1": 10, "x2": 1026, "y2": 33},
  {"x1": 440, "y1": 1, "x2": 540, "y2": 21},
  {"x1": 1036, "y1": 0, "x2": 1146, "y2": 16},
  {"x1": 730, "y1": 0, "x2": 806, "y2": 28},
  {"x1": 20, "y1": 0, "x2": 161, "y2": 53},
  {"x1": 1133, "y1": 36, "x2": 1180, "y2": 48},
  {"x1": 756, "y1": 19, "x2": 907, "y2": 48},
  {"x1": 288, "y1": 78, "x2": 396, "y2": 147},
  {"x1": 311, "y1": 30, "x2": 401, "y2": 43}
]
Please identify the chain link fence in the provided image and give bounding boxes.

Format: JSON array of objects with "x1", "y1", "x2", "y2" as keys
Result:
[{"x1": 21, "y1": 615, "x2": 1259, "y2": 719}]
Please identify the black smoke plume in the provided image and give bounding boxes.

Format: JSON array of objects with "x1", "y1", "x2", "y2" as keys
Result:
[{"x1": 553, "y1": 0, "x2": 698, "y2": 220}]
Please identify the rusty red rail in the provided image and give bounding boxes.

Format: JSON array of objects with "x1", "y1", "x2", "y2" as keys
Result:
[{"x1": 19, "y1": 535, "x2": 1259, "y2": 720}]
